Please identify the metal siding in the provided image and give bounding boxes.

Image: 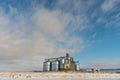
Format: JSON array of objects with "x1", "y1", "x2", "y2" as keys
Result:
[
  {"x1": 51, "y1": 61, "x2": 59, "y2": 71},
  {"x1": 43, "y1": 61, "x2": 51, "y2": 71}
]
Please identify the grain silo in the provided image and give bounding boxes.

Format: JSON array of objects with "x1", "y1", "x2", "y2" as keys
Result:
[{"x1": 43, "y1": 53, "x2": 80, "y2": 71}]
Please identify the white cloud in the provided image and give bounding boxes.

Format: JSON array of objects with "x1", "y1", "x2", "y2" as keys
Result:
[
  {"x1": 87, "y1": 62, "x2": 120, "y2": 69},
  {"x1": 0, "y1": 0, "x2": 91, "y2": 71},
  {"x1": 33, "y1": 9, "x2": 64, "y2": 36},
  {"x1": 101, "y1": 0, "x2": 120, "y2": 12}
]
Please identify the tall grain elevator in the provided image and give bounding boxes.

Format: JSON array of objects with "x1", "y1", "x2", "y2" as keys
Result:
[{"x1": 43, "y1": 53, "x2": 80, "y2": 71}]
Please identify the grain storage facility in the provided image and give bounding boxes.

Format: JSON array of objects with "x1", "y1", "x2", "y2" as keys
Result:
[{"x1": 43, "y1": 53, "x2": 80, "y2": 71}]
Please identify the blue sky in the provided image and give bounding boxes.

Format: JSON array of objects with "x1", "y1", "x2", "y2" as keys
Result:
[{"x1": 0, "y1": 0, "x2": 120, "y2": 71}]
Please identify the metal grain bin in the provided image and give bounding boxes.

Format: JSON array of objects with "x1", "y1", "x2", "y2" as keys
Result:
[
  {"x1": 59, "y1": 63, "x2": 64, "y2": 71},
  {"x1": 59, "y1": 58, "x2": 65, "y2": 70},
  {"x1": 75, "y1": 64, "x2": 80, "y2": 71},
  {"x1": 43, "y1": 61, "x2": 51, "y2": 71},
  {"x1": 51, "y1": 60, "x2": 59, "y2": 71},
  {"x1": 61, "y1": 58, "x2": 65, "y2": 64},
  {"x1": 63, "y1": 64, "x2": 67, "y2": 69}
]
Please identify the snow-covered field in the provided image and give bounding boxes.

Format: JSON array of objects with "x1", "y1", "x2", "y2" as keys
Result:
[{"x1": 0, "y1": 72, "x2": 120, "y2": 80}]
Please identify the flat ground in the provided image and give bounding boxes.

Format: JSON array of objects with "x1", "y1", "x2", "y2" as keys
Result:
[{"x1": 0, "y1": 72, "x2": 120, "y2": 80}]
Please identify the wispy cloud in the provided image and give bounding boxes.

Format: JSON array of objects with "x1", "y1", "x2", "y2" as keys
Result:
[
  {"x1": 0, "y1": 0, "x2": 91, "y2": 71},
  {"x1": 1, "y1": 0, "x2": 119, "y2": 71},
  {"x1": 101, "y1": 0, "x2": 120, "y2": 12},
  {"x1": 87, "y1": 62, "x2": 120, "y2": 69}
]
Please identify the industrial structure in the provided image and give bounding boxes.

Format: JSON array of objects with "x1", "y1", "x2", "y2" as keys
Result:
[{"x1": 43, "y1": 53, "x2": 80, "y2": 71}]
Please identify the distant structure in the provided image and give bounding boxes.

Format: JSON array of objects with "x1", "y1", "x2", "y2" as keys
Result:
[{"x1": 43, "y1": 53, "x2": 80, "y2": 71}]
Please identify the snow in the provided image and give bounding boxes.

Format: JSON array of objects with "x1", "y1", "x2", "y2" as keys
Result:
[{"x1": 0, "y1": 72, "x2": 120, "y2": 80}]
